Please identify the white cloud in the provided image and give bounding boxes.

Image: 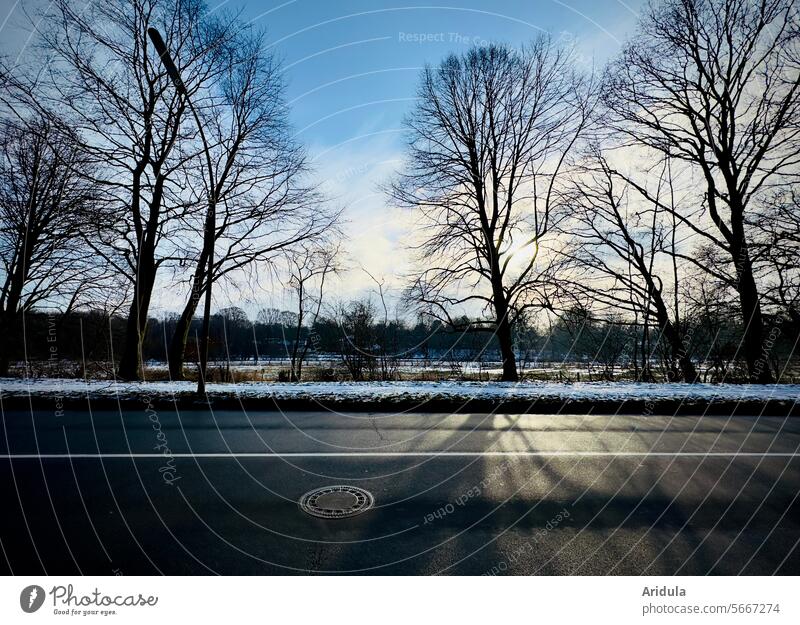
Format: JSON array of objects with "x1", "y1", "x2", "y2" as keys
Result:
[{"x1": 307, "y1": 130, "x2": 413, "y2": 302}]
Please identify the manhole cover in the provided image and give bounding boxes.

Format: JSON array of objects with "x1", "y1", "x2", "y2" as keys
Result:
[{"x1": 299, "y1": 485, "x2": 374, "y2": 519}]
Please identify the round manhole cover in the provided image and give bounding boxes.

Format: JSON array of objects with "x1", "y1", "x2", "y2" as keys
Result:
[{"x1": 299, "y1": 485, "x2": 374, "y2": 519}]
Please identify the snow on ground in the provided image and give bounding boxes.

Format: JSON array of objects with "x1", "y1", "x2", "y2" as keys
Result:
[{"x1": 1, "y1": 378, "x2": 799, "y2": 402}]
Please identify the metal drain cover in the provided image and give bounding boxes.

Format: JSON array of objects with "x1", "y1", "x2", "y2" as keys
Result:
[{"x1": 299, "y1": 485, "x2": 374, "y2": 519}]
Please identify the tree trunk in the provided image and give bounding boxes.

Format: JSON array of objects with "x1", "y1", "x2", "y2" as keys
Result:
[
  {"x1": 0, "y1": 345, "x2": 8, "y2": 377},
  {"x1": 727, "y1": 186, "x2": 773, "y2": 384},
  {"x1": 1, "y1": 231, "x2": 32, "y2": 377},
  {"x1": 736, "y1": 259, "x2": 773, "y2": 383},
  {"x1": 663, "y1": 324, "x2": 697, "y2": 383},
  {"x1": 167, "y1": 260, "x2": 207, "y2": 380},
  {"x1": 118, "y1": 165, "x2": 167, "y2": 381},
  {"x1": 117, "y1": 259, "x2": 155, "y2": 381},
  {"x1": 492, "y1": 290, "x2": 518, "y2": 382},
  {"x1": 646, "y1": 298, "x2": 694, "y2": 382},
  {"x1": 167, "y1": 300, "x2": 196, "y2": 380},
  {"x1": 496, "y1": 315, "x2": 518, "y2": 382},
  {"x1": 167, "y1": 188, "x2": 217, "y2": 384},
  {"x1": 651, "y1": 308, "x2": 696, "y2": 383},
  {"x1": 0, "y1": 293, "x2": 23, "y2": 377},
  {"x1": 487, "y1": 241, "x2": 519, "y2": 382},
  {"x1": 118, "y1": 294, "x2": 147, "y2": 380},
  {"x1": 289, "y1": 298, "x2": 303, "y2": 382},
  {"x1": 0, "y1": 312, "x2": 14, "y2": 376},
  {"x1": 630, "y1": 246, "x2": 696, "y2": 383},
  {"x1": 677, "y1": 352, "x2": 697, "y2": 383}
]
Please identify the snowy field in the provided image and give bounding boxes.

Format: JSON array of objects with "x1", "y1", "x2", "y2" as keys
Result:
[
  {"x1": 2, "y1": 378, "x2": 799, "y2": 403},
  {"x1": 101, "y1": 358, "x2": 579, "y2": 376}
]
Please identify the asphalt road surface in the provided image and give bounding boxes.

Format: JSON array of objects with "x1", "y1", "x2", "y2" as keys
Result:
[{"x1": 1, "y1": 406, "x2": 799, "y2": 574}]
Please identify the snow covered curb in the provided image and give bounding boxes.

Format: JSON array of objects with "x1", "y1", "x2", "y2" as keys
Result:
[{"x1": 2, "y1": 378, "x2": 799, "y2": 403}]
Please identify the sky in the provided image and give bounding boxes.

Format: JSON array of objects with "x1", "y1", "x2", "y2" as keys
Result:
[{"x1": 0, "y1": 0, "x2": 648, "y2": 317}]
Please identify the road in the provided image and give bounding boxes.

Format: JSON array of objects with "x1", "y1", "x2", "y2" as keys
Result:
[{"x1": 1, "y1": 407, "x2": 799, "y2": 574}]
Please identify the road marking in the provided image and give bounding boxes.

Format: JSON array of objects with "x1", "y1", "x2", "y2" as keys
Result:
[{"x1": 1, "y1": 451, "x2": 799, "y2": 459}]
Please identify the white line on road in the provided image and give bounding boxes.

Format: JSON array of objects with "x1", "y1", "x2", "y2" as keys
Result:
[{"x1": 1, "y1": 452, "x2": 799, "y2": 459}]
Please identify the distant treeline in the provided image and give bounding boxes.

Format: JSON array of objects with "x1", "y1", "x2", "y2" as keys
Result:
[{"x1": 10, "y1": 301, "x2": 800, "y2": 383}]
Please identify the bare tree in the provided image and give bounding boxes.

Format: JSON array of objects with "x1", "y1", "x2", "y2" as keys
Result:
[
  {"x1": 165, "y1": 29, "x2": 337, "y2": 380},
  {"x1": 22, "y1": 0, "x2": 240, "y2": 380},
  {"x1": 603, "y1": 0, "x2": 800, "y2": 382},
  {"x1": 286, "y1": 244, "x2": 339, "y2": 381},
  {"x1": 390, "y1": 39, "x2": 591, "y2": 381},
  {"x1": 0, "y1": 117, "x2": 102, "y2": 375},
  {"x1": 559, "y1": 153, "x2": 697, "y2": 381},
  {"x1": 364, "y1": 270, "x2": 401, "y2": 381}
]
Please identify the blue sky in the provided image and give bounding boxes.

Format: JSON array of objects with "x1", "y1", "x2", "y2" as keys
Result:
[
  {"x1": 237, "y1": 0, "x2": 644, "y2": 147},
  {"x1": 0, "y1": 0, "x2": 648, "y2": 313}
]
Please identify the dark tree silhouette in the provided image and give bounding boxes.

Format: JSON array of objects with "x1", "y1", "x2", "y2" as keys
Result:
[
  {"x1": 286, "y1": 244, "x2": 340, "y2": 381},
  {"x1": 0, "y1": 117, "x2": 103, "y2": 374},
  {"x1": 28, "y1": 0, "x2": 241, "y2": 380},
  {"x1": 559, "y1": 153, "x2": 697, "y2": 381},
  {"x1": 390, "y1": 39, "x2": 591, "y2": 381},
  {"x1": 603, "y1": 0, "x2": 800, "y2": 382},
  {"x1": 165, "y1": 29, "x2": 336, "y2": 380}
]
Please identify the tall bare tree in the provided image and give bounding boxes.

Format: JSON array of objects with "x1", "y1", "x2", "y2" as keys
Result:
[
  {"x1": 165, "y1": 30, "x2": 337, "y2": 379},
  {"x1": 603, "y1": 0, "x2": 800, "y2": 382},
  {"x1": 285, "y1": 244, "x2": 339, "y2": 381},
  {"x1": 559, "y1": 153, "x2": 697, "y2": 381},
  {"x1": 0, "y1": 117, "x2": 102, "y2": 375},
  {"x1": 24, "y1": 0, "x2": 239, "y2": 380},
  {"x1": 364, "y1": 270, "x2": 402, "y2": 381},
  {"x1": 390, "y1": 39, "x2": 591, "y2": 381}
]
